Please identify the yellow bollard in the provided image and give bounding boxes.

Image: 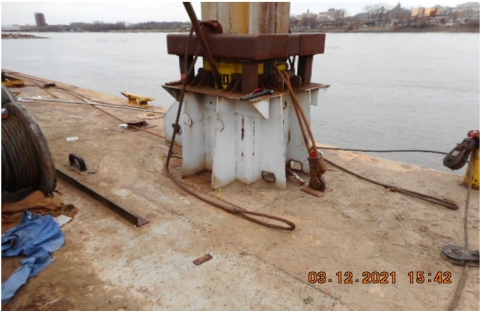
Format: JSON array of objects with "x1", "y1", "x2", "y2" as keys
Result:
[
  {"x1": 121, "y1": 91, "x2": 155, "y2": 108},
  {"x1": 464, "y1": 148, "x2": 479, "y2": 190}
]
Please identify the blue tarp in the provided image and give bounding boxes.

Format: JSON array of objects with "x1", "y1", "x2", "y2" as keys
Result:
[{"x1": 1, "y1": 210, "x2": 65, "y2": 304}]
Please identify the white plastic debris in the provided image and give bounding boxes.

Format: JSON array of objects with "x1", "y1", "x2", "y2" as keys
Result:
[
  {"x1": 54, "y1": 215, "x2": 72, "y2": 227},
  {"x1": 17, "y1": 98, "x2": 33, "y2": 103},
  {"x1": 66, "y1": 136, "x2": 79, "y2": 141}
]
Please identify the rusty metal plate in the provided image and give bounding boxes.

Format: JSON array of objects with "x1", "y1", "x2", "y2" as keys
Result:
[{"x1": 193, "y1": 253, "x2": 213, "y2": 266}]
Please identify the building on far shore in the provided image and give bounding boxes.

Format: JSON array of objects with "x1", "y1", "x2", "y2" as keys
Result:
[
  {"x1": 34, "y1": 13, "x2": 47, "y2": 27},
  {"x1": 289, "y1": 1, "x2": 479, "y2": 30}
]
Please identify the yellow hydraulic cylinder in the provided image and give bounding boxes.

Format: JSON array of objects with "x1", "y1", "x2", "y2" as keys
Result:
[{"x1": 464, "y1": 148, "x2": 479, "y2": 190}]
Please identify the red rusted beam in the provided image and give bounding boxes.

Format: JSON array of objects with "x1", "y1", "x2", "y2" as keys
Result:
[{"x1": 167, "y1": 33, "x2": 326, "y2": 60}]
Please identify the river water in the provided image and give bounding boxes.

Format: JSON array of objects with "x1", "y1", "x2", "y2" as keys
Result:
[{"x1": 1, "y1": 32, "x2": 479, "y2": 173}]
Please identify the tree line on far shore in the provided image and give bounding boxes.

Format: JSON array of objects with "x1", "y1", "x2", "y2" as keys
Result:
[
  {"x1": 70, "y1": 21, "x2": 190, "y2": 31},
  {"x1": 22, "y1": 21, "x2": 191, "y2": 32}
]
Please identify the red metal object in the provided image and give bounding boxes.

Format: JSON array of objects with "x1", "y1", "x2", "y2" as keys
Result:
[
  {"x1": 167, "y1": 33, "x2": 326, "y2": 60},
  {"x1": 468, "y1": 130, "x2": 479, "y2": 139},
  {"x1": 199, "y1": 20, "x2": 223, "y2": 34},
  {"x1": 193, "y1": 253, "x2": 213, "y2": 266}
]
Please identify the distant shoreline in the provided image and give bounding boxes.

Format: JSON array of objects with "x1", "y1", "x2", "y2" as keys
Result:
[
  {"x1": 1, "y1": 33, "x2": 48, "y2": 39},
  {"x1": 2, "y1": 25, "x2": 478, "y2": 37},
  {"x1": 293, "y1": 25, "x2": 479, "y2": 33}
]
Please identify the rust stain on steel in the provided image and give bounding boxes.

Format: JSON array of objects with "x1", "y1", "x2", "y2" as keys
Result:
[
  {"x1": 267, "y1": 2, "x2": 276, "y2": 34},
  {"x1": 259, "y1": 2, "x2": 269, "y2": 34},
  {"x1": 276, "y1": 2, "x2": 291, "y2": 33},
  {"x1": 201, "y1": 2, "x2": 289, "y2": 35},
  {"x1": 193, "y1": 253, "x2": 213, "y2": 266},
  {"x1": 230, "y1": 2, "x2": 249, "y2": 34},
  {"x1": 56, "y1": 169, "x2": 149, "y2": 227}
]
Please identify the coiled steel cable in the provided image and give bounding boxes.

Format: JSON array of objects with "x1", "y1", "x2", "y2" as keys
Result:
[
  {"x1": 1, "y1": 115, "x2": 39, "y2": 192},
  {"x1": 319, "y1": 147, "x2": 447, "y2": 155},
  {"x1": 322, "y1": 156, "x2": 459, "y2": 210}
]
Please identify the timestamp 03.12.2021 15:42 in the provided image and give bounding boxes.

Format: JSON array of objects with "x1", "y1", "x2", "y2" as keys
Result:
[{"x1": 307, "y1": 271, "x2": 452, "y2": 285}]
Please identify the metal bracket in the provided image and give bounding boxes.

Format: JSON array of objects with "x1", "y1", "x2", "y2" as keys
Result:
[
  {"x1": 443, "y1": 138, "x2": 477, "y2": 170},
  {"x1": 441, "y1": 244, "x2": 479, "y2": 266},
  {"x1": 69, "y1": 153, "x2": 87, "y2": 172},
  {"x1": 287, "y1": 160, "x2": 303, "y2": 172},
  {"x1": 172, "y1": 123, "x2": 182, "y2": 134},
  {"x1": 261, "y1": 171, "x2": 276, "y2": 183}
]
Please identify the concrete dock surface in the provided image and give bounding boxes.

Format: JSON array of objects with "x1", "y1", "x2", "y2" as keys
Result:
[{"x1": 1, "y1": 70, "x2": 479, "y2": 311}]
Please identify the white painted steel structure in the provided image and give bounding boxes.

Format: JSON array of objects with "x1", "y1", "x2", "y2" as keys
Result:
[{"x1": 164, "y1": 89, "x2": 324, "y2": 189}]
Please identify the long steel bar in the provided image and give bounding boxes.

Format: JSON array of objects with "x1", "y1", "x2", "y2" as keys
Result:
[
  {"x1": 18, "y1": 98, "x2": 163, "y2": 113},
  {"x1": 56, "y1": 169, "x2": 149, "y2": 227}
]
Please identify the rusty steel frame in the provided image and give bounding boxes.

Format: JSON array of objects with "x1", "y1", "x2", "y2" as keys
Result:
[
  {"x1": 56, "y1": 169, "x2": 149, "y2": 227},
  {"x1": 166, "y1": 33, "x2": 326, "y2": 93},
  {"x1": 166, "y1": 33, "x2": 326, "y2": 60}
]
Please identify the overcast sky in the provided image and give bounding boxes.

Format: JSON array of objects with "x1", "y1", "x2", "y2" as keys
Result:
[{"x1": 1, "y1": 1, "x2": 472, "y2": 26}]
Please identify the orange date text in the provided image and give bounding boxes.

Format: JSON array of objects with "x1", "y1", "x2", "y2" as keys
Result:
[{"x1": 308, "y1": 271, "x2": 397, "y2": 284}]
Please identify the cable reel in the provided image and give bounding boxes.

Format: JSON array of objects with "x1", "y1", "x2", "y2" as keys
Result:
[{"x1": 1, "y1": 85, "x2": 56, "y2": 195}]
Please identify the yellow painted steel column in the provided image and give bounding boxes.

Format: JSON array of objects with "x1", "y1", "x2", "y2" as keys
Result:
[
  {"x1": 201, "y1": 2, "x2": 290, "y2": 34},
  {"x1": 464, "y1": 148, "x2": 479, "y2": 189}
]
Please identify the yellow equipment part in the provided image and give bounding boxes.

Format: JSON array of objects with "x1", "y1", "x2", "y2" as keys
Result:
[
  {"x1": 203, "y1": 59, "x2": 287, "y2": 89},
  {"x1": 121, "y1": 91, "x2": 155, "y2": 108},
  {"x1": 464, "y1": 148, "x2": 479, "y2": 190},
  {"x1": 2, "y1": 79, "x2": 25, "y2": 88}
]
